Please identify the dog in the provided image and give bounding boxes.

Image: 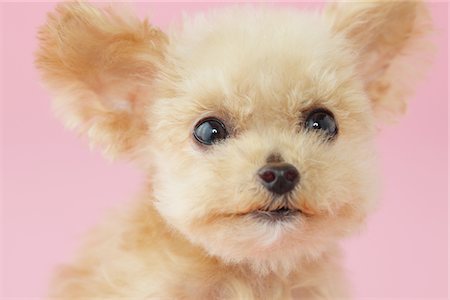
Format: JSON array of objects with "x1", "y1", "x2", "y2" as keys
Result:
[{"x1": 36, "y1": 1, "x2": 432, "y2": 298}]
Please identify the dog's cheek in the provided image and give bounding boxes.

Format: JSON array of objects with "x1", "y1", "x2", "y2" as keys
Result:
[
  {"x1": 148, "y1": 145, "x2": 246, "y2": 231},
  {"x1": 298, "y1": 138, "x2": 379, "y2": 239},
  {"x1": 150, "y1": 150, "x2": 213, "y2": 228}
]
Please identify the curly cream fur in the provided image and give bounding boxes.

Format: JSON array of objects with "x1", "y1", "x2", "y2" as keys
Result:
[{"x1": 35, "y1": 2, "x2": 432, "y2": 299}]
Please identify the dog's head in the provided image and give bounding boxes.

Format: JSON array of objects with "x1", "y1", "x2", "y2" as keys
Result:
[{"x1": 36, "y1": 2, "x2": 431, "y2": 273}]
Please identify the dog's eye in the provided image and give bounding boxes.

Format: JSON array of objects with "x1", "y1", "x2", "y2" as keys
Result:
[
  {"x1": 305, "y1": 109, "x2": 337, "y2": 138},
  {"x1": 193, "y1": 118, "x2": 228, "y2": 145}
]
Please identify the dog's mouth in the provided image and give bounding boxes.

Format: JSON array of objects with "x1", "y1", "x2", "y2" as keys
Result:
[{"x1": 251, "y1": 206, "x2": 301, "y2": 222}]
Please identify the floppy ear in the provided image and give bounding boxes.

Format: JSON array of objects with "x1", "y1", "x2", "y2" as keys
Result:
[
  {"x1": 36, "y1": 2, "x2": 168, "y2": 159},
  {"x1": 325, "y1": 1, "x2": 433, "y2": 121}
]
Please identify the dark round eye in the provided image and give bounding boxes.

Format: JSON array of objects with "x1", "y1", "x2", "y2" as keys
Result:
[
  {"x1": 193, "y1": 118, "x2": 228, "y2": 145},
  {"x1": 305, "y1": 109, "x2": 338, "y2": 138}
]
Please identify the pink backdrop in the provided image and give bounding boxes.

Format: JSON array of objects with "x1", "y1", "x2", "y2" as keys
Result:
[{"x1": 0, "y1": 2, "x2": 447, "y2": 299}]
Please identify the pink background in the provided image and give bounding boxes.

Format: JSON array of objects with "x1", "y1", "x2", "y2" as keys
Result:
[{"x1": 0, "y1": 2, "x2": 447, "y2": 299}]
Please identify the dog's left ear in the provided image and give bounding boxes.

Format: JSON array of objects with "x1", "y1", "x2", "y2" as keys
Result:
[
  {"x1": 36, "y1": 2, "x2": 168, "y2": 159},
  {"x1": 325, "y1": 1, "x2": 433, "y2": 120}
]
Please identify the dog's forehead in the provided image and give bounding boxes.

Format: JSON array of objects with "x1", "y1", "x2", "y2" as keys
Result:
[{"x1": 167, "y1": 7, "x2": 357, "y2": 121}]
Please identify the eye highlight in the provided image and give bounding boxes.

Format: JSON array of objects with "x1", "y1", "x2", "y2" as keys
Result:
[
  {"x1": 304, "y1": 108, "x2": 338, "y2": 138},
  {"x1": 193, "y1": 117, "x2": 228, "y2": 145}
]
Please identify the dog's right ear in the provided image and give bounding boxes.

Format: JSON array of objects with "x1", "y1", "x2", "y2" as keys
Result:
[{"x1": 36, "y1": 2, "x2": 168, "y2": 159}]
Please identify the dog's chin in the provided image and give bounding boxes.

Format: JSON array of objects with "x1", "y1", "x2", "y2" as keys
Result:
[
  {"x1": 180, "y1": 205, "x2": 312, "y2": 273},
  {"x1": 157, "y1": 195, "x2": 323, "y2": 273}
]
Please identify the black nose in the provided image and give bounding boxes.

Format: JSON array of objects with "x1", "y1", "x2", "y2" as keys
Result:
[{"x1": 257, "y1": 163, "x2": 300, "y2": 195}]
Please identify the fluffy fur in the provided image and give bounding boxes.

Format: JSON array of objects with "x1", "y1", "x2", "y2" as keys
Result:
[{"x1": 35, "y1": 1, "x2": 432, "y2": 299}]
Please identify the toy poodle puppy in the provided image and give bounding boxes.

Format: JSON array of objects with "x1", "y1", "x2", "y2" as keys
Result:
[{"x1": 36, "y1": 1, "x2": 432, "y2": 299}]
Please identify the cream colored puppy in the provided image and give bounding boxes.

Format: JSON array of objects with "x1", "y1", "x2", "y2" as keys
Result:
[{"x1": 36, "y1": 1, "x2": 431, "y2": 299}]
